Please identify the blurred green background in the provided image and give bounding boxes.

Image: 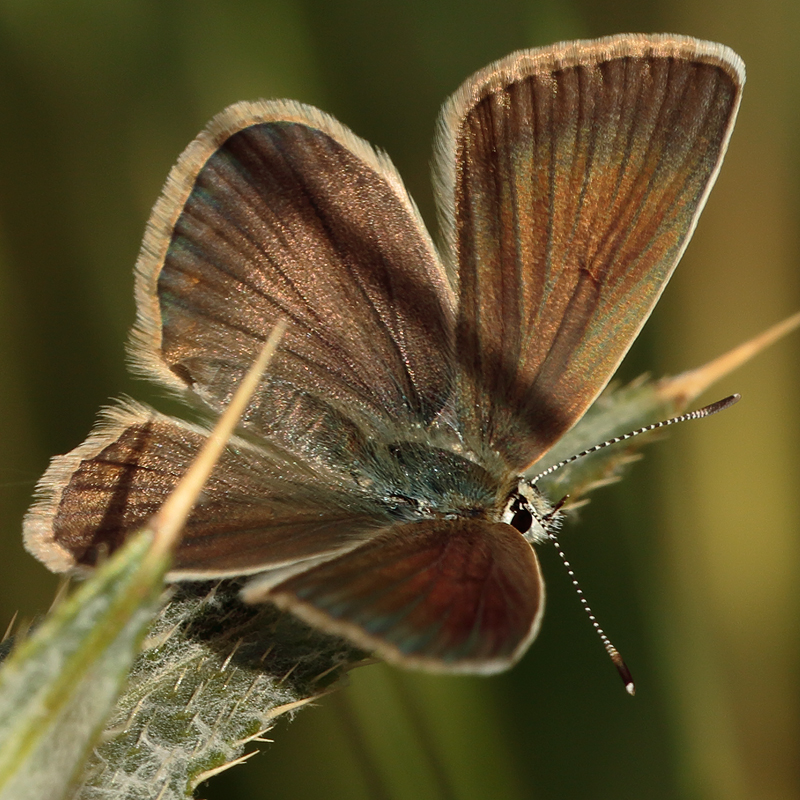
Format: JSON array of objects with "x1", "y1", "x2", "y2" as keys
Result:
[{"x1": 0, "y1": 1, "x2": 798, "y2": 798}]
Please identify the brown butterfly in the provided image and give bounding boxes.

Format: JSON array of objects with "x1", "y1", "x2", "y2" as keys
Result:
[{"x1": 24, "y1": 34, "x2": 744, "y2": 675}]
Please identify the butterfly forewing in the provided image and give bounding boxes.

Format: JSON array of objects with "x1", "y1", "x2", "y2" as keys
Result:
[
  {"x1": 436, "y1": 35, "x2": 744, "y2": 471},
  {"x1": 132, "y1": 101, "x2": 456, "y2": 461}
]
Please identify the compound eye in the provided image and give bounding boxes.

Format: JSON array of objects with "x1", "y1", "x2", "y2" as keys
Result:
[{"x1": 509, "y1": 505, "x2": 533, "y2": 533}]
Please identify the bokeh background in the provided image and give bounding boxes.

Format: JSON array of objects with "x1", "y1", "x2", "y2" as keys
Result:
[{"x1": 0, "y1": 1, "x2": 798, "y2": 798}]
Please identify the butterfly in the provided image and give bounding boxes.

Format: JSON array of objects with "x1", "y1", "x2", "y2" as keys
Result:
[{"x1": 24, "y1": 34, "x2": 744, "y2": 675}]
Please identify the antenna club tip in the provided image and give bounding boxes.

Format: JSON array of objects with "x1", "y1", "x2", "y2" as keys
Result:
[
  {"x1": 704, "y1": 394, "x2": 741, "y2": 415},
  {"x1": 610, "y1": 650, "x2": 636, "y2": 696}
]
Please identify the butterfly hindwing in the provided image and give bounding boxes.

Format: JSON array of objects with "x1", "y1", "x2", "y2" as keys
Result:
[
  {"x1": 250, "y1": 517, "x2": 545, "y2": 673},
  {"x1": 24, "y1": 402, "x2": 391, "y2": 577}
]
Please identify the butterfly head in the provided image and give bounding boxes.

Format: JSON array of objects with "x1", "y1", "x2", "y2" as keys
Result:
[{"x1": 501, "y1": 480, "x2": 560, "y2": 544}]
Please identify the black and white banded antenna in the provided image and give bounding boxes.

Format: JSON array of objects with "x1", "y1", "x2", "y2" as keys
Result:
[
  {"x1": 529, "y1": 394, "x2": 741, "y2": 696},
  {"x1": 531, "y1": 394, "x2": 740, "y2": 485}
]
